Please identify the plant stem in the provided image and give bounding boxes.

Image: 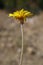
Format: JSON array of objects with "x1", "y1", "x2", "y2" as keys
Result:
[{"x1": 19, "y1": 24, "x2": 24, "y2": 65}]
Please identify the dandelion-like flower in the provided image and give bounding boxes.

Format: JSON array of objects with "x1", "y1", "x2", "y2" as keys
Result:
[
  {"x1": 9, "y1": 9, "x2": 32, "y2": 24},
  {"x1": 9, "y1": 9, "x2": 33, "y2": 65}
]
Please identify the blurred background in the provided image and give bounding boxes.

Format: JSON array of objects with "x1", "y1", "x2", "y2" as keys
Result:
[
  {"x1": 0, "y1": 0, "x2": 43, "y2": 13},
  {"x1": 0, "y1": 0, "x2": 43, "y2": 65}
]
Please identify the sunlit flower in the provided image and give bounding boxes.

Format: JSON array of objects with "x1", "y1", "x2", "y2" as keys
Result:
[{"x1": 9, "y1": 9, "x2": 33, "y2": 24}]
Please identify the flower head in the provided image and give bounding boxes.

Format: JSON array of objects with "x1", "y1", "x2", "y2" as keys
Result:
[{"x1": 9, "y1": 9, "x2": 33, "y2": 24}]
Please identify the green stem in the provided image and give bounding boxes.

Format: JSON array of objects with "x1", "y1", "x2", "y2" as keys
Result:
[{"x1": 19, "y1": 24, "x2": 24, "y2": 65}]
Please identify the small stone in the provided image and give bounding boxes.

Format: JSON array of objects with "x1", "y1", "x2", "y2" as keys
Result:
[{"x1": 27, "y1": 47, "x2": 36, "y2": 55}]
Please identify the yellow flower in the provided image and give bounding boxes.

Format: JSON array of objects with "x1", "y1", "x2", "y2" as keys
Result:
[{"x1": 9, "y1": 9, "x2": 32, "y2": 24}]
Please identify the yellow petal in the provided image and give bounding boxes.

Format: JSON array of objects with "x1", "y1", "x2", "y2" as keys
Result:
[
  {"x1": 20, "y1": 9, "x2": 24, "y2": 15},
  {"x1": 20, "y1": 9, "x2": 24, "y2": 13},
  {"x1": 25, "y1": 12, "x2": 30, "y2": 16},
  {"x1": 9, "y1": 14, "x2": 13, "y2": 17}
]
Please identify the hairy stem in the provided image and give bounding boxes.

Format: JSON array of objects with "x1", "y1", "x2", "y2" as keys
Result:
[{"x1": 19, "y1": 24, "x2": 24, "y2": 65}]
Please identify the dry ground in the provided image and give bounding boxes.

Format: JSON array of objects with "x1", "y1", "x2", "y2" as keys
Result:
[{"x1": 0, "y1": 10, "x2": 43, "y2": 65}]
